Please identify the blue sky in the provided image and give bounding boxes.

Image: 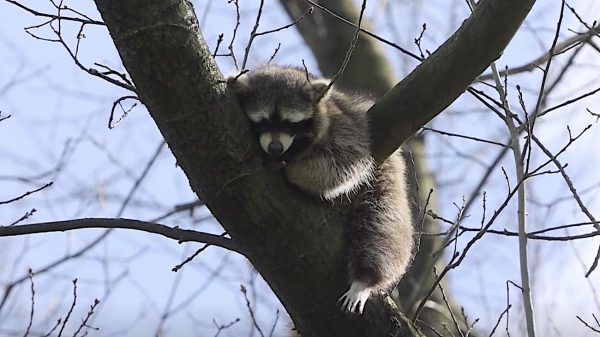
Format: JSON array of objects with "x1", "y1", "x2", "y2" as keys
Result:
[{"x1": 1, "y1": 0, "x2": 600, "y2": 336}]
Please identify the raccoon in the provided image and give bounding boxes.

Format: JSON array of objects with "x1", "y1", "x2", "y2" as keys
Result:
[{"x1": 226, "y1": 65, "x2": 414, "y2": 315}]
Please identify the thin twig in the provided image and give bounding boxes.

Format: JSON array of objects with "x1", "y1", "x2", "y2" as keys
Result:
[
  {"x1": 225, "y1": 0, "x2": 241, "y2": 69},
  {"x1": 254, "y1": 7, "x2": 313, "y2": 37},
  {"x1": 267, "y1": 43, "x2": 281, "y2": 64},
  {"x1": 521, "y1": 0, "x2": 566, "y2": 167},
  {"x1": 413, "y1": 182, "x2": 521, "y2": 321},
  {"x1": 538, "y1": 84, "x2": 600, "y2": 118},
  {"x1": 4, "y1": 0, "x2": 104, "y2": 25},
  {"x1": 433, "y1": 267, "x2": 465, "y2": 337},
  {"x1": 529, "y1": 131, "x2": 600, "y2": 276},
  {"x1": 478, "y1": 25, "x2": 600, "y2": 81},
  {"x1": 72, "y1": 299, "x2": 100, "y2": 337},
  {"x1": 93, "y1": 62, "x2": 133, "y2": 86},
  {"x1": 268, "y1": 309, "x2": 280, "y2": 337},
  {"x1": 42, "y1": 319, "x2": 62, "y2": 337},
  {"x1": 322, "y1": 0, "x2": 368, "y2": 96},
  {"x1": 108, "y1": 95, "x2": 139, "y2": 129},
  {"x1": 303, "y1": 0, "x2": 422, "y2": 60},
  {"x1": 414, "y1": 23, "x2": 427, "y2": 59},
  {"x1": 0, "y1": 182, "x2": 53, "y2": 205},
  {"x1": 422, "y1": 126, "x2": 508, "y2": 147},
  {"x1": 42, "y1": 25, "x2": 136, "y2": 92},
  {"x1": 240, "y1": 285, "x2": 265, "y2": 337},
  {"x1": 488, "y1": 304, "x2": 512, "y2": 337},
  {"x1": 9, "y1": 209, "x2": 37, "y2": 226},
  {"x1": 576, "y1": 315, "x2": 600, "y2": 333},
  {"x1": 22, "y1": 269, "x2": 35, "y2": 337},
  {"x1": 241, "y1": 0, "x2": 265, "y2": 70},
  {"x1": 213, "y1": 318, "x2": 241, "y2": 337},
  {"x1": 172, "y1": 232, "x2": 229, "y2": 272},
  {"x1": 424, "y1": 222, "x2": 600, "y2": 241},
  {"x1": 58, "y1": 279, "x2": 78, "y2": 337},
  {"x1": 213, "y1": 33, "x2": 224, "y2": 58}
]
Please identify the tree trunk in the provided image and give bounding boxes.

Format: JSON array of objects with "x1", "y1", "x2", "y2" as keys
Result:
[{"x1": 94, "y1": 0, "x2": 535, "y2": 336}]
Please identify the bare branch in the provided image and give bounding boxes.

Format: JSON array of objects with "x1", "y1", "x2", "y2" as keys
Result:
[
  {"x1": 72, "y1": 299, "x2": 100, "y2": 337},
  {"x1": 213, "y1": 317, "x2": 241, "y2": 337},
  {"x1": 240, "y1": 0, "x2": 265, "y2": 70},
  {"x1": 172, "y1": 232, "x2": 228, "y2": 272},
  {"x1": 323, "y1": 0, "x2": 367, "y2": 96},
  {"x1": 538, "y1": 85, "x2": 600, "y2": 118},
  {"x1": 22, "y1": 269, "x2": 35, "y2": 337},
  {"x1": 241, "y1": 284, "x2": 265, "y2": 337},
  {"x1": 0, "y1": 182, "x2": 53, "y2": 206},
  {"x1": 576, "y1": 315, "x2": 600, "y2": 334},
  {"x1": 413, "y1": 182, "x2": 521, "y2": 321},
  {"x1": 0, "y1": 218, "x2": 246, "y2": 257},
  {"x1": 42, "y1": 319, "x2": 62, "y2": 337},
  {"x1": 488, "y1": 304, "x2": 512, "y2": 337},
  {"x1": 58, "y1": 279, "x2": 78, "y2": 337},
  {"x1": 478, "y1": 25, "x2": 600, "y2": 81},
  {"x1": 425, "y1": 222, "x2": 600, "y2": 241},
  {"x1": 241, "y1": 3, "x2": 313, "y2": 68},
  {"x1": 108, "y1": 95, "x2": 139, "y2": 129},
  {"x1": 422, "y1": 126, "x2": 508, "y2": 148},
  {"x1": 529, "y1": 131, "x2": 600, "y2": 276},
  {"x1": 4, "y1": 0, "x2": 104, "y2": 25},
  {"x1": 255, "y1": 7, "x2": 313, "y2": 37},
  {"x1": 302, "y1": 0, "x2": 422, "y2": 60}
]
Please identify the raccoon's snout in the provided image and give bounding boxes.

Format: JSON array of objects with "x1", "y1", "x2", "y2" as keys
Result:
[
  {"x1": 268, "y1": 141, "x2": 284, "y2": 156},
  {"x1": 259, "y1": 132, "x2": 295, "y2": 157}
]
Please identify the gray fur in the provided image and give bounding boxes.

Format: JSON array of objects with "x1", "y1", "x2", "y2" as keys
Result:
[{"x1": 227, "y1": 65, "x2": 414, "y2": 317}]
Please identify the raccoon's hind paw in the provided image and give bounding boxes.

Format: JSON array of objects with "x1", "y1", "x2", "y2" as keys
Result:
[{"x1": 338, "y1": 281, "x2": 372, "y2": 314}]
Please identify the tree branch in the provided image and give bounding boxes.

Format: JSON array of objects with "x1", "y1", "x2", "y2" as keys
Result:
[
  {"x1": 368, "y1": 0, "x2": 536, "y2": 163},
  {"x1": 0, "y1": 218, "x2": 245, "y2": 257}
]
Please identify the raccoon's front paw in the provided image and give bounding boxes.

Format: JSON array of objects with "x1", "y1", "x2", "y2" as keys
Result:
[
  {"x1": 338, "y1": 281, "x2": 372, "y2": 314},
  {"x1": 263, "y1": 157, "x2": 286, "y2": 171}
]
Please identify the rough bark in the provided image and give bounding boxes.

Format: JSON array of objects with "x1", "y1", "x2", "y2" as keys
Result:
[{"x1": 94, "y1": 0, "x2": 535, "y2": 336}]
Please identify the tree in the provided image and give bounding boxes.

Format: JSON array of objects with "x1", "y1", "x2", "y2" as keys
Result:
[{"x1": 1, "y1": 0, "x2": 600, "y2": 336}]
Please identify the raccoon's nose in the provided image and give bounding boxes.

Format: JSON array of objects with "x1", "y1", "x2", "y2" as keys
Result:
[{"x1": 268, "y1": 141, "x2": 284, "y2": 156}]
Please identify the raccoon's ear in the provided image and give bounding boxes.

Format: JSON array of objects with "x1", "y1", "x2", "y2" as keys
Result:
[
  {"x1": 310, "y1": 78, "x2": 332, "y2": 101},
  {"x1": 225, "y1": 72, "x2": 251, "y2": 95}
]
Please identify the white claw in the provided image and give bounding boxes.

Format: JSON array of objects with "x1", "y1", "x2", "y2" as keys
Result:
[{"x1": 338, "y1": 281, "x2": 372, "y2": 314}]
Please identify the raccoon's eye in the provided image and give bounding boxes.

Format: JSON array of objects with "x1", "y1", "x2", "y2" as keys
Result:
[
  {"x1": 285, "y1": 117, "x2": 314, "y2": 131},
  {"x1": 251, "y1": 119, "x2": 272, "y2": 133},
  {"x1": 253, "y1": 118, "x2": 269, "y2": 127}
]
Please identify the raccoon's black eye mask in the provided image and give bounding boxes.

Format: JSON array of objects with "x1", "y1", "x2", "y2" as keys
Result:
[{"x1": 249, "y1": 117, "x2": 315, "y2": 135}]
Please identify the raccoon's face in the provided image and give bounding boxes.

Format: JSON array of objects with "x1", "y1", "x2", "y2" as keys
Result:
[
  {"x1": 247, "y1": 105, "x2": 316, "y2": 158},
  {"x1": 227, "y1": 66, "x2": 330, "y2": 160}
]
